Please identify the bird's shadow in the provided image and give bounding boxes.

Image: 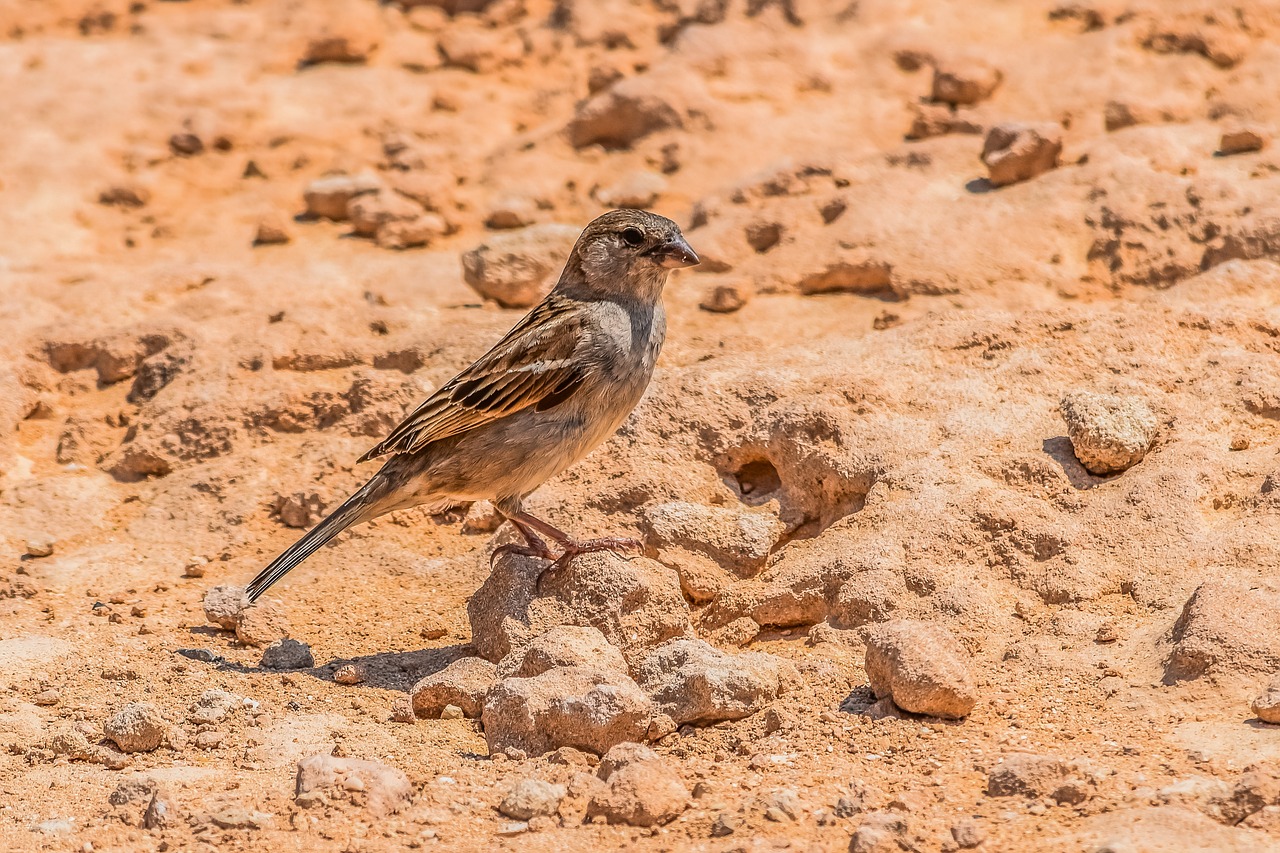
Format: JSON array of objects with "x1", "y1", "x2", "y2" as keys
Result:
[{"x1": 178, "y1": 635, "x2": 472, "y2": 691}]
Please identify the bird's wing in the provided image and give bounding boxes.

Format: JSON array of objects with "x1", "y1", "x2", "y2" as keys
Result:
[{"x1": 358, "y1": 296, "x2": 592, "y2": 462}]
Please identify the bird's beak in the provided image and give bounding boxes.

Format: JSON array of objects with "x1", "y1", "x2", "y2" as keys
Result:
[{"x1": 651, "y1": 236, "x2": 700, "y2": 269}]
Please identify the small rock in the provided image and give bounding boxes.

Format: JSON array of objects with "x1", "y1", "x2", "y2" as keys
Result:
[
  {"x1": 864, "y1": 619, "x2": 977, "y2": 719},
  {"x1": 711, "y1": 811, "x2": 741, "y2": 836},
  {"x1": 104, "y1": 703, "x2": 166, "y2": 753},
  {"x1": 236, "y1": 601, "x2": 291, "y2": 647},
  {"x1": 1059, "y1": 391, "x2": 1158, "y2": 475},
  {"x1": 461, "y1": 223, "x2": 581, "y2": 308},
  {"x1": 906, "y1": 102, "x2": 984, "y2": 140},
  {"x1": 549, "y1": 746, "x2": 598, "y2": 767},
  {"x1": 410, "y1": 657, "x2": 496, "y2": 718},
  {"x1": 1219, "y1": 126, "x2": 1267, "y2": 156},
  {"x1": 302, "y1": 172, "x2": 381, "y2": 221},
  {"x1": 275, "y1": 491, "x2": 325, "y2": 528},
  {"x1": 390, "y1": 696, "x2": 416, "y2": 723},
  {"x1": 595, "y1": 171, "x2": 667, "y2": 209},
  {"x1": 597, "y1": 742, "x2": 660, "y2": 778},
  {"x1": 98, "y1": 184, "x2": 150, "y2": 207},
  {"x1": 190, "y1": 689, "x2": 239, "y2": 725},
  {"x1": 634, "y1": 637, "x2": 801, "y2": 726},
  {"x1": 296, "y1": 754, "x2": 413, "y2": 817},
  {"x1": 567, "y1": 68, "x2": 710, "y2": 150},
  {"x1": 144, "y1": 788, "x2": 176, "y2": 829},
  {"x1": 24, "y1": 539, "x2": 54, "y2": 558},
  {"x1": 640, "y1": 501, "x2": 784, "y2": 591},
  {"x1": 194, "y1": 731, "x2": 225, "y2": 750},
  {"x1": 950, "y1": 818, "x2": 985, "y2": 848},
  {"x1": 208, "y1": 805, "x2": 270, "y2": 830},
  {"x1": 169, "y1": 132, "x2": 203, "y2": 156},
  {"x1": 587, "y1": 742, "x2": 689, "y2": 827},
  {"x1": 987, "y1": 753, "x2": 1093, "y2": 804},
  {"x1": 1172, "y1": 573, "x2": 1280, "y2": 681},
  {"x1": 440, "y1": 704, "x2": 465, "y2": 720},
  {"x1": 699, "y1": 283, "x2": 751, "y2": 313},
  {"x1": 499, "y1": 779, "x2": 566, "y2": 820},
  {"x1": 375, "y1": 213, "x2": 449, "y2": 250},
  {"x1": 482, "y1": 666, "x2": 652, "y2": 757},
  {"x1": 485, "y1": 196, "x2": 538, "y2": 230},
  {"x1": 299, "y1": 0, "x2": 382, "y2": 65},
  {"x1": 1251, "y1": 676, "x2": 1280, "y2": 723},
  {"x1": 260, "y1": 639, "x2": 314, "y2": 670},
  {"x1": 33, "y1": 688, "x2": 61, "y2": 706},
  {"x1": 762, "y1": 788, "x2": 800, "y2": 821},
  {"x1": 850, "y1": 811, "x2": 908, "y2": 853},
  {"x1": 438, "y1": 25, "x2": 524, "y2": 72},
  {"x1": 796, "y1": 253, "x2": 893, "y2": 295},
  {"x1": 931, "y1": 57, "x2": 1002, "y2": 106},
  {"x1": 109, "y1": 778, "x2": 156, "y2": 806},
  {"x1": 203, "y1": 584, "x2": 249, "y2": 631},
  {"x1": 253, "y1": 216, "x2": 292, "y2": 246},
  {"x1": 468, "y1": 550, "x2": 688, "y2": 666},
  {"x1": 497, "y1": 625, "x2": 628, "y2": 679},
  {"x1": 1096, "y1": 622, "x2": 1119, "y2": 643},
  {"x1": 981, "y1": 122, "x2": 1063, "y2": 187},
  {"x1": 334, "y1": 664, "x2": 365, "y2": 685},
  {"x1": 347, "y1": 191, "x2": 424, "y2": 238}
]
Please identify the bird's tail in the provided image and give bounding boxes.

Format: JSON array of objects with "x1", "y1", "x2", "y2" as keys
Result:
[{"x1": 245, "y1": 481, "x2": 384, "y2": 602}]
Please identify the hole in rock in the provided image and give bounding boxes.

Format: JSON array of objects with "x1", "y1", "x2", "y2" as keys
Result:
[{"x1": 733, "y1": 458, "x2": 782, "y2": 504}]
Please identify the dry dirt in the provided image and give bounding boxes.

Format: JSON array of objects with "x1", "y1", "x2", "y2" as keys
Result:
[{"x1": 3, "y1": 0, "x2": 1280, "y2": 851}]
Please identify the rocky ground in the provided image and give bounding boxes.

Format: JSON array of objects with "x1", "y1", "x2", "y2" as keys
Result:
[{"x1": 3, "y1": 0, "x2": 1280, "y2": 850}]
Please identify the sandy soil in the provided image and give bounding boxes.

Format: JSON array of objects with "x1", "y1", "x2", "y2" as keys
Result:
[{"x1": 3, "y1": 1, "x2": 1280, "y2": 851}]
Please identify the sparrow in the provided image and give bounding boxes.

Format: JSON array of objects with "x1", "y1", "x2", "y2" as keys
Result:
[{"x1": 245, "y1": 209, "x2": 699, "y2": 602}]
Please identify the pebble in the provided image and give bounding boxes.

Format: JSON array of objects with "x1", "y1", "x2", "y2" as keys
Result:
[
  {"x1": 1219, "y1": 126, "x2": 1266, "y2": 155},
  {"x1": 498, "y1": 778, "x2": 566, "y2": 820},
  {"x1": 981, "y1": 123, "x2": 1063, "y2": 187},
  {"x1": 259, "y1": 638, "x2": 314, "y2": 670},
  {"x1": 711, "y1": 812, "x2": 741, "y2": 836},
  {"x1": 699, "y1": 283, "x2": 751, "y2": 313},
  {"x1": 334, "y1": 664, "x2": 366, "y2": 685},
  {"x1": 104, "y1": 702, "x2": 167, "y2": 753},
  {"x1": 864, "y1": 620, "x2": 978, "y2": 719},
  {"x1": 253, "y1": 216, "x2": 292, "y2": 246},
  {"x1": 194, "y1": 731, "x2": 225, "y2": 750},
  {"x1": 1059, "y1": 391, "x2": 1158, "y2": 475},
  {"x1": 1251, "y1": 676, "x2": 1280, "y2": 724},
  {"x1": 24, "y1": 539, "x2": 54, "y2": 558}
]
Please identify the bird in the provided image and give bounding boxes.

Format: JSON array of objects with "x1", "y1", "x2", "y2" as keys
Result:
[{"x1": 244, "y1": 209, "x2": 699, "y2": 602}]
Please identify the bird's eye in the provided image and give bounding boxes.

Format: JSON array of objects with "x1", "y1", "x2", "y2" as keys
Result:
[{"x1": 620, "y1": 227, "x2": 644, "y2": 247}]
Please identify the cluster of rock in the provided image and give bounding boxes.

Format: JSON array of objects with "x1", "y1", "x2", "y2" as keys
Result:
[
  {"x1": 300, "y1": 171, "x2": 451, "y2": 250},
  {"x1": 203, "y1": 584, "x2": 315, "y2": 669},
  {"x1": 406, "y1": 549, "x2": 803, "y2": 764}
]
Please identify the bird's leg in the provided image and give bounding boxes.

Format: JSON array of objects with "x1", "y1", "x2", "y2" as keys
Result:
[{"x1": 489, "y1": 517, "x2": 557, "y2": 566}]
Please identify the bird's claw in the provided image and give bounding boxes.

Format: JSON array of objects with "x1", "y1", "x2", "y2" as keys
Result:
[
  {"x1": 490, "y1": 541, "x2": 556, "y2": 567},
  {"x1": 532, "y1": 537, "x2": 644, "y2": 592}
]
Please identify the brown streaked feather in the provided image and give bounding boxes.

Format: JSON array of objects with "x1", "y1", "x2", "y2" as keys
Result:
[{"x1": 357, "y1": 294, "x2": 592, "y2": 463}]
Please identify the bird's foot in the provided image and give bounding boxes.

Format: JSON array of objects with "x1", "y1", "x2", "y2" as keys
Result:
[
  {"x1": 534, "y1": 536, "x2": 643, "y2": 592},
  {"x1": 490, "y1": 539, "x2": 556, "y2": 567},
  {"x1": 556, "y1": 536, "x2": 644, "y2": 559}
]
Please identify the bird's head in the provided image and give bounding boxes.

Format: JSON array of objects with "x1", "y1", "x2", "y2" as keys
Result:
[{"x1": 562, "y1": 209, "x2": 699, "y2": 301}]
